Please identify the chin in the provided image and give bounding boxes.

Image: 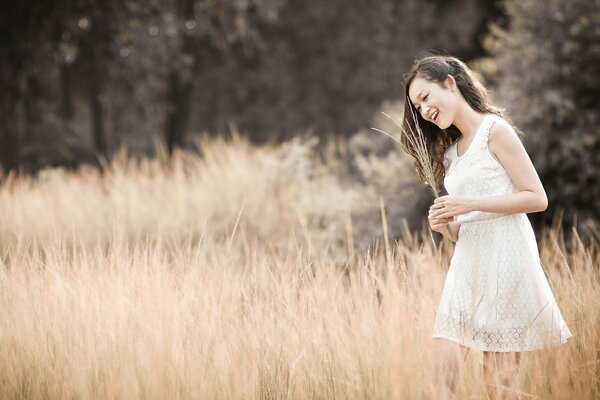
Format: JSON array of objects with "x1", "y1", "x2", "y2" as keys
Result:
[
  {"x1": 440, "y1": 117, "x2": 454, "y2": 130},
  {"x1": 436, "y1": 119, "x2": 449, "y2": 129}
]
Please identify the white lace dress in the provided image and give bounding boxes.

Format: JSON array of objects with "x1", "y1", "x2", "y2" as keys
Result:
[{"x1": 432, "y1": 114, "x2": 573, "y2": 352}]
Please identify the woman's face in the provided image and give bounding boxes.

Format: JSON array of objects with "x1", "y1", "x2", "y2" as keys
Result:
[{"x1": 408, "y1": 75, "x2": 456, "y2": 129}]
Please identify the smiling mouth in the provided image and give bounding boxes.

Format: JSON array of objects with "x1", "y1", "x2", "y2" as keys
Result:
[{"x1": 432, "y1": 110, "x2": 439, "y2": 123}]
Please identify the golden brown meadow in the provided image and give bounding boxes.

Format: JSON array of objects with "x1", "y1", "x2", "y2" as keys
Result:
[{"x1": 0, "y1": 134, "x2": 597, "y2": 399}]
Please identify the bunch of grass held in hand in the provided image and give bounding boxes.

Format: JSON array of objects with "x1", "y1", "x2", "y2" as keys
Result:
[{"x1": 371, "y1": 106, "x2": 454, "y2": 241}]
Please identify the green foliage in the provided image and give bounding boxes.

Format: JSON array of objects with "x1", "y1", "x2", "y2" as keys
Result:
[{"x1": 479, "y1": 0, "x2": 600, "y2": 231}]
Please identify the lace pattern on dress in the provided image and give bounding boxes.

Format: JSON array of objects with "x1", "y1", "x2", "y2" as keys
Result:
[{"x1": 433, "y1": 114, "x2": 573, "y2": 352}]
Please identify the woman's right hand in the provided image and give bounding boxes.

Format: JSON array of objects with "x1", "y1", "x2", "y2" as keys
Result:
[{"x1": 428, "y1": 205, "x2": 454, "y2": 234}]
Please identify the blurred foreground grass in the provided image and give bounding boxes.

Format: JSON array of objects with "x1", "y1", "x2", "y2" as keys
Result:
[{"x1": 0, "y1": 135, "x2": 597, "y2": 399}]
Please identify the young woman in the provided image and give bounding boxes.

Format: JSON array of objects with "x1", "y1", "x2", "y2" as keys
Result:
[{"x1": 403, "y1": 54, "x2": 572, "y2": 399}]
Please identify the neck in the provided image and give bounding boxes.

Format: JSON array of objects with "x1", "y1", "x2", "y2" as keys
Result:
[{"x1": 452, "y1": 107, "x2": 487, "y2": 141}]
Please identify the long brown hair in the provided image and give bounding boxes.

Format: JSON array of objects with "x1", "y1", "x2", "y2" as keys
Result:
[{"x1": 402, "y1": 54, "x2": 522, "y2": 189}]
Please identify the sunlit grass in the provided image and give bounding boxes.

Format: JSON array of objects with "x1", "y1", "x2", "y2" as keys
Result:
[{"x1": 0, "y1": 135, "x2": 596, "y2": 399}]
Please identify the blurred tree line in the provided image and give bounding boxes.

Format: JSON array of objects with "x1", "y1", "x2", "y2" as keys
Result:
[{"x1": 0, "y1": 0, "x2": 491, "y2": 172}]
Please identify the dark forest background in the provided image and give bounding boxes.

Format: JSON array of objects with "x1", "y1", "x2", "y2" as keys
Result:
[{"x1": 1, "y1": 0, "x2": 598, "y2": 235}]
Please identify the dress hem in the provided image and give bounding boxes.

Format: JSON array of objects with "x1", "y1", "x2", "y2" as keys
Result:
[{"x1": 431, "y1": 333, "x2": 573, "y2": 353}]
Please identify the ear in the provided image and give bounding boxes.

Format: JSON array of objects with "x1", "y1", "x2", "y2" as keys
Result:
[{"x1": 445, "y1": 74, "x2": 457, "y2": 90}]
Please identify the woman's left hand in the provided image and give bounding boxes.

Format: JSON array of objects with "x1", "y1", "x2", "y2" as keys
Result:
[{"x1": 430, "y1": 195, "x2": 478, "y2": 219}]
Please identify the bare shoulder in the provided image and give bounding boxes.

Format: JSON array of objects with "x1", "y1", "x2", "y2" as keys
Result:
[
  {"x1": 487, "y1": 117, "x2": 525, "y2": 164},
  {"x1": 489, "y1": 116, "x2": 520, "y2": 142},
  {"x1": 485, "y1": 115, "x2": 545, "y2": 201}
]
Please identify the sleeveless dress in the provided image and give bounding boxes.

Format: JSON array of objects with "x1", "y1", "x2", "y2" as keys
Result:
[{"x1": 431, "y1": 114, "x2": 573, "y2": 352}]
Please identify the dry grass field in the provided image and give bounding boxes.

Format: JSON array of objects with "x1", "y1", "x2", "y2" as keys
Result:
[{"x1": 0, "y1": 135, "x2": 597, "y2": 399}]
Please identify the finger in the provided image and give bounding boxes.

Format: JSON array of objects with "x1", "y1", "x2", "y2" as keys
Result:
[
  {"x1": 432, "y1": 216, "x2": 449, "y2": 225},
  {"x1": 431, "y1": 209, "x2": 445, "y2": 218},
  {"x1": 432, "y1": 223, "x2": 447, "y2": 231},
  {"x1": 434, "y1": 195, "x2": 448, "y2": 204},
  {"x1": 437, "y1": 212, "x2": 453, "y2": 219}
]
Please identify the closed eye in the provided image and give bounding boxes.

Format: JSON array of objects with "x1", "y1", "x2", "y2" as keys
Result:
[{"x1": 415, "y1": 94, "x2": 429, "y2": 112}]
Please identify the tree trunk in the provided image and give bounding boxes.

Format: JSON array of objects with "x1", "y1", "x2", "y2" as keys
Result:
[
  {"x1": 166, "y1": 71, "x2": 190, "y2": 154},
  {"x1": 60, "y1": 63, "x2": 74, "y2": 123},
  {"x1": 165, "y1": 0, "x2": 197, "y2": 154},
  {"x1": 0, "y1": 63, "x2": 22, "y2": 172},
  {"x1": 87, "y1": 22, "x2": 107, "y2": 157}
]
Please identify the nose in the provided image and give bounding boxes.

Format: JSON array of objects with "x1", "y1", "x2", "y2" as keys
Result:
[{"x1": 421, "y1": 105, "x2": 431, "y2": 118}]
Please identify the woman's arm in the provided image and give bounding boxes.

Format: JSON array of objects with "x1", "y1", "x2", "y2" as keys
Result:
[
  {"x1": 431, "y1": 121, "x2": 548, "y2": 219},
  {"x1": 474, "y1": 121, "x2": 547, "y2": 213}
]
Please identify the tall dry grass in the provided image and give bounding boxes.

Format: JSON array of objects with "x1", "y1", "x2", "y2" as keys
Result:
[{"x1": 0, "y1": 134, "x2": 597, "y2": 399}]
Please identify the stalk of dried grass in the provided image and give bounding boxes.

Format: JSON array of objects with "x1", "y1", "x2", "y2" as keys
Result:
[{"x1": 371, "y1": 106, "x2": 453, "y2": 241}]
